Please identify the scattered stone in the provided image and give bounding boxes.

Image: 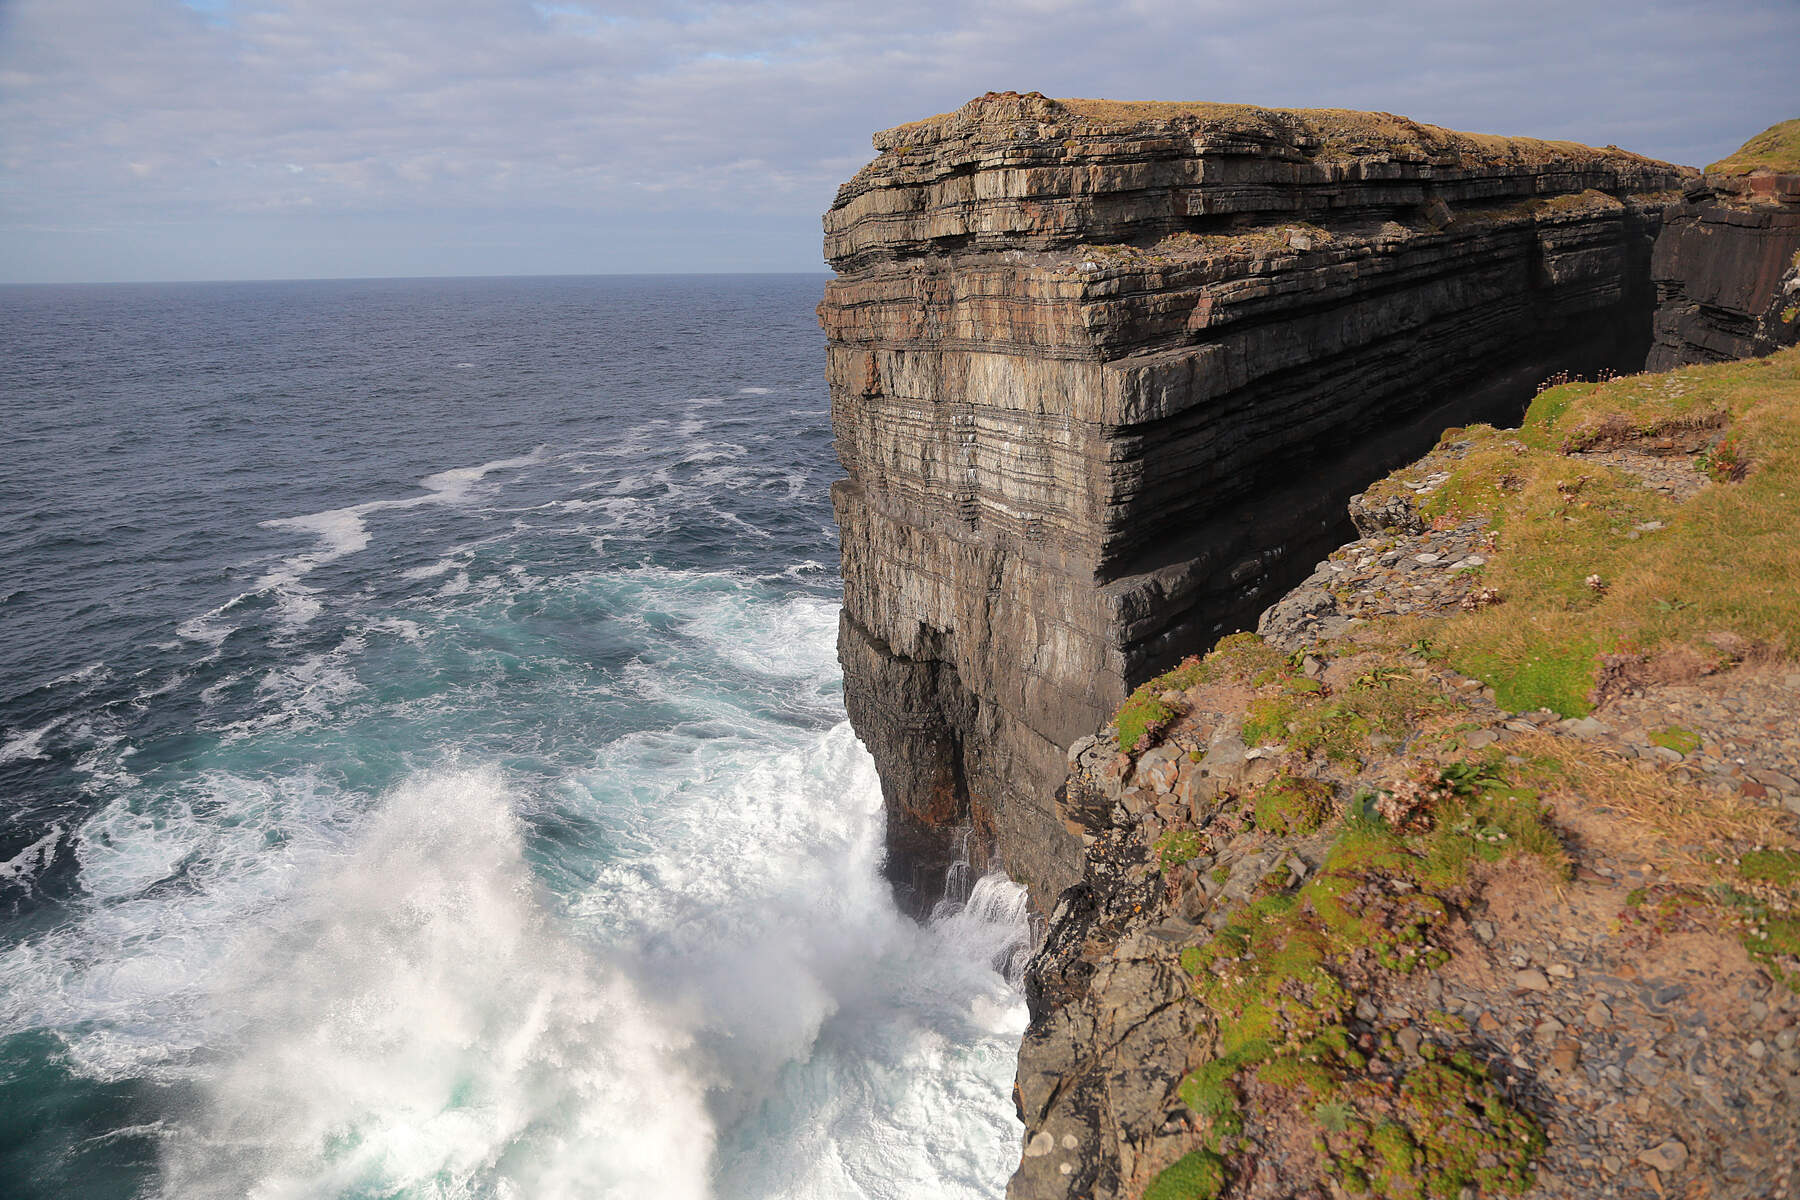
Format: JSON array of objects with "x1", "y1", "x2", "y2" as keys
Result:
[
  {"x1": 1638, "y1": 1140, "x2": 1689, "y2": 1174},
  {"x1": 1515, "y1": 968, "x2": 1551, "y2": 992}
]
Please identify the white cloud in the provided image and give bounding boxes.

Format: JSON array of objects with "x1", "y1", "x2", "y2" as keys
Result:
[{"x1": 1, "y1": 0, "x2": 1795, "y2": 279}]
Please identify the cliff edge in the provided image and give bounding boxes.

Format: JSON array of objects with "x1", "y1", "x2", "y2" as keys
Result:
[
  {"x1": 1649, "y1": 120, "x2": 1800, "y2": 369},
  {"x1": 821, "y1": 92, "x2": 1690, "y2": 910},
  {"x1": 1013, "y1": 347, "x2": 1800, "y2": 1200}
]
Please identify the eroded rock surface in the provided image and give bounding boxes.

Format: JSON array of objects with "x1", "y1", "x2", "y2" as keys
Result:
[
  {"x1": 822, "y1": 92, "x2": 1689, "y2": 909},
  {"x1": 1007, "y1": 351, "x2": 1800, "y2": 1200},
  {"x1": 1648, "y1": 123, "x2": 1800, "y2": 369}
]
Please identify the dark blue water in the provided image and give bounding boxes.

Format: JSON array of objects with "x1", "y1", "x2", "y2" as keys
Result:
[{"x1": 0, "y1": 276, "x2": 1029, "y2": 1200}]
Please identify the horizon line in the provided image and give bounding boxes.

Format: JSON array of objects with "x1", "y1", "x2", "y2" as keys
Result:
[{"x1": 0, "y1": 268, "x2": 836, "y2": 289}]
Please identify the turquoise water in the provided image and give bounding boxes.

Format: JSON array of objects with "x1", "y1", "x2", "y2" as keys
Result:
[{"x1": 0, "y1": 276, "x2": 1030, "y2": 1199}]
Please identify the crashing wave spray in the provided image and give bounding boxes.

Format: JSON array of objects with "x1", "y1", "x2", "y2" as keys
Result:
[{"x1": 161, "y1": 767, "x2": 714, "y2": 1200}]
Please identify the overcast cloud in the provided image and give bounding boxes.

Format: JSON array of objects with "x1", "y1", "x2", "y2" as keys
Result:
[{"x1": 1, "y1": 0, "x2": 1794, "y2": 282}]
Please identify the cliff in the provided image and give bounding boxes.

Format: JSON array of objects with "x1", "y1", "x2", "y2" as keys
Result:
[
  {"x1": 820, "y1": 93, "x2": 1690, "y2": 910},
  {"x1": 1012, "y1": 348, "x2": 1800, "y2": 1200},
  {"x1": 1648, "y1": 121, "x2": 1800, "y2": 369}
]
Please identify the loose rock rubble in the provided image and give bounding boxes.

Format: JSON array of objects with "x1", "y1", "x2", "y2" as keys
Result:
[{"x1": 1010, "y1": 409, "x2": 1800, "y2": 1200}]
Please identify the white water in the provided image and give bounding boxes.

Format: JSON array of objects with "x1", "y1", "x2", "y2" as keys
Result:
[
  {"x1": 0, "y1": 442, "x2": 1035, "y2": 1199},
  {"x1": 139, "y1": 729, "x2": 1031, "y2": 1200}
]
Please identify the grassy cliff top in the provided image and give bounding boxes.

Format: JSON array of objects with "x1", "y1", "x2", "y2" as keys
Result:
[
  {"x1": 1353, "y1": 347, "x2": 1800, "y2": 717},
  {"x1": 877, "y1": 91, "x2": 1673, "y2": 170},
  {"x1": 1103, "y1": 347, "x2": 1800, "y2": 1199},
  {"x1": 1706, "y1": 118, "x2": 1800, "y2": 175}
]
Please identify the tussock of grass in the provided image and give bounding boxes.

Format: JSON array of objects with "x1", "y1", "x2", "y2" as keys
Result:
[
  {"x1": 1707, "y1": 119, "x2": 1800, "y2": 176},
  {"x1": 1370, "y1": 348, "x2": 1800, "y2": 715},
  {"x1": 1252, "y1": 776, "x2": 1335, "y2": 836}
]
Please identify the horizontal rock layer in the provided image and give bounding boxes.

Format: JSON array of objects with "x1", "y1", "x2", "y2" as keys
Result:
[
  {"x1": 1648, "y1": 171, "x2": 1800, "y2": 369},
  {"x1": 822, "y1": 93, "x2": 1689, "y2": 910}
]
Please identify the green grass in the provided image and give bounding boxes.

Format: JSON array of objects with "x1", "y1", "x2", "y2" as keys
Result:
[
  {"x1": 1649, "y1": 726, "x2": 1703, "y2": 755},
  {"x1": 1707, "y1": 119, "x2": 1800, "y2": 175},
  {"x1": 1358, "y1": 349, "x2": 1800, "y2": 715},
  {"x1": 1741, "y1": 849, "x2": 1800, "y2": 887},
  {"x1": 1241, "y1": 660, "x2": 1442, "y2": 761},
  {"x1": 1144, "y1": 1149, "x2": 1227, "y2": 1200}
]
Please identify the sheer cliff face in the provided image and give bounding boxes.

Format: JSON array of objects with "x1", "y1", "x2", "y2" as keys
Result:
[
  {"x1": 1649, "y1": 170, "x2": 1800, "y2": 369},
  {"x1": 820, "y1": 93, "x2": 1689, "y2": 909}
]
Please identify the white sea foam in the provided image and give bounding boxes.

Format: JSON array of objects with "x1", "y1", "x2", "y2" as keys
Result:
[
  {"x1": 0, "y1": 716, "x2": 65, "y2": 764},
  {"x1": 0, "y1": 825, "x2": 62, "y2": 889},
  {"x1": 46, "y1": 661, "x2": 109, "y2": 688},
  {"x1": 175, "y1": 590, "x2": 256, "y2": 648},
  {"x1": 10, "y1": 553, "x2": 1030, "y2": 1198},
  {"x1": 160, "y1": 767, "x2": 715, "y2": 1200},
  {"x1": 251, "y1": 449, "x2": 547, "y2": 628}
]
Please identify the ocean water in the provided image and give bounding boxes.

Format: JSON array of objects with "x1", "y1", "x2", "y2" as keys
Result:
[{"x1": 0, "y1": 275, "x2": 1031, "y2": 1200}]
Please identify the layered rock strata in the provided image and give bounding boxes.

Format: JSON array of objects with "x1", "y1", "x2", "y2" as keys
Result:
[
  {"x1": 1648, "y1": 144, "x2": 1800, "y2": 369},
  {"x1": 821, "y1": 93, "x2": 1688, "y2": 909},
  {"x1": 1009, "y1": 350, "x2": 1800, "y2": 1200}
]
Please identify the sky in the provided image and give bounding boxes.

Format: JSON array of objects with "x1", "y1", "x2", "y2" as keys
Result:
[{"x1": 1, "y1": 0, "x2": 1795, "y2": 283}]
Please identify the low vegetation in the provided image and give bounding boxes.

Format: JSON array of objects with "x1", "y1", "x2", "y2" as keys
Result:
[
  {"x1": 1124, "y1": 347, "x2": 1800, "y2": 1200},
  {"x1": 1357, "y1": 348, "x2": 1800, "y2": 716},
  {"x1": 1706, "y1": 118, "x2": 1800, "y2": 176},
  {"x1": 1154, "y1": 758, "x2": 1560, "y2": 1200}
]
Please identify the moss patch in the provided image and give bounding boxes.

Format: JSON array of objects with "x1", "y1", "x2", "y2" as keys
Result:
[
  {"x1": 1649, "y1": 726, "x2": 1703, "y2": 756},
  {"x1": 1253, "y1": 776, "x2": 1335, "y2": 836},
  {"x1": 1157, "y1": 828, "x2": 1208, "y2": 870},
  {"x1": 1168, "y1": 757, "x2": 1560, "y2": 1195},
  {"x1": 1144, "y1": 1149, "x2": 1227, "y2": 1200}
]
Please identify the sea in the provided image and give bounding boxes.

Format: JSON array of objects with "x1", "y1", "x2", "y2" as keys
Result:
[{"x1": 0, "y1": 274, "x2": 1033, "y2": 1200}]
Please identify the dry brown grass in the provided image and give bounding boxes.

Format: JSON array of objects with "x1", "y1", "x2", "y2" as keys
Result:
[
  {"x1": 1507, "y1": 730, "x2": 1792, "y2": 885},
  {"x1": 878, "y1": 93, "x2": 1673, "y2": 172}
]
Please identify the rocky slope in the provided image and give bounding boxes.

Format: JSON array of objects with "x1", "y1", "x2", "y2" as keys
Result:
[
  {"x1": 821, "y1": 93, "x2": 1690, "y2": 910},
  {"x1": 1648, "y1": 121, "x2": 1800, "y2": 370},
  {"x1": 1008, "y1": 348, "x2": 1800, "y2": 1200}
]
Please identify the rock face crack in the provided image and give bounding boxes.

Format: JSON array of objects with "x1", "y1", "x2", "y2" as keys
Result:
[{"x1": 822, "y1": 93, "x2": 1690, "y2": 911}]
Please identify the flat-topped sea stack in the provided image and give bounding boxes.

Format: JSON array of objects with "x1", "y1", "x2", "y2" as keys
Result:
[
  {"x1": 820, "y1": 92, "x2": 1691, "y2": 909},
  {"x1": 1650, "y1": 119, "x2": 1800, "y2": 369}
]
